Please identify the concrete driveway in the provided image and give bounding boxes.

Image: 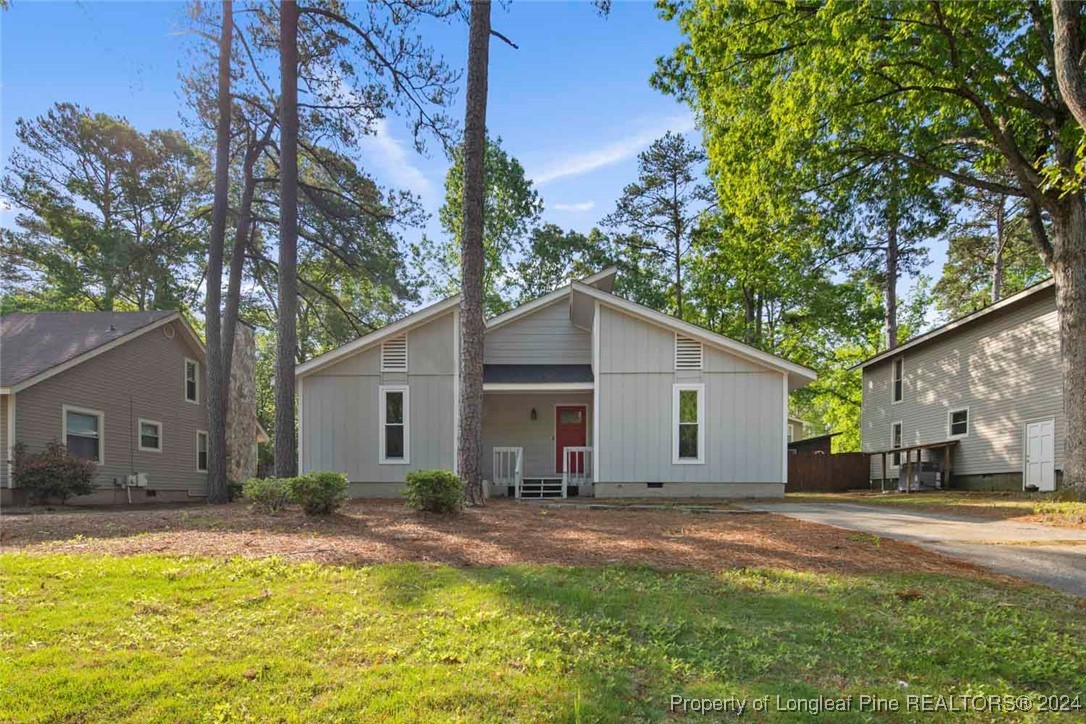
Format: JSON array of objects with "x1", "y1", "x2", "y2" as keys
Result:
[{"x1": 740, "y1": 502, "x2": 1086, "y2": 596}]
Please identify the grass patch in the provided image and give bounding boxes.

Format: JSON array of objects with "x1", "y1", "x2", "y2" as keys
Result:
[{"x1": 2, "y1": 555, "x2": 1085, "y2": 721}]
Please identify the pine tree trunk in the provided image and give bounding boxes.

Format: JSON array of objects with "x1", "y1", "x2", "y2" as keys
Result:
[
  {"x1": 1050, "y1": 194, "x2": 1086, "y2": 494},
  {"x1": 205, "y1": 0, "x2": 233, "y2": 504},
  {"x1": 275, "y1": 0, "x2": 299, "y2": 478},
  {"x1": 884, "y1": 212, "x2": 899, "y2": 350},
  {"x1": 674, "y1": 234, "x2": 683, "y2": 320},
  {"x1": 458, "y1": 0, "x2": 491, "y2": 506}
]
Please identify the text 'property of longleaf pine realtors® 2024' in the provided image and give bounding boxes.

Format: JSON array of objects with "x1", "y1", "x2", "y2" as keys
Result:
[{"x1": 668, "y1": 694, "x2": 1083, "y2": 716}]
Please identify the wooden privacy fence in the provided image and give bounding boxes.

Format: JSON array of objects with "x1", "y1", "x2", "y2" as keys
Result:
[{"x1": 787, "y1": 452, "x2": 869, "y2": 492}]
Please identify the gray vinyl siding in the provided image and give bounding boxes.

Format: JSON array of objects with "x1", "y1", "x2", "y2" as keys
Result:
[
  {"x1": 862, "y1": 288, "x2": 1063, "y2": 479},
  {"x1": 12, "y1": 326, "x2": 210, "y2": 493},
  {"x1": 596, "y1": 305, "x2": 786, "y2": 484},
  {"x1": 485, "y1": 299, "x2": 591, "y2": 365},
  {"x1": 299, "y1": 312, "x2": 455, "y2": 483},
  {"x1": 481, "y1": 392, "x2": 592, "y2": 480},
  {"x1": 1, "y1": 394, "x2": 8, "y2": 487}
]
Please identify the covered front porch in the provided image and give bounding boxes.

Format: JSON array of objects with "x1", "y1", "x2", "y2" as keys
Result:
[{"x1": 480, "y1": 369, "x2": 594, "y2": 498}]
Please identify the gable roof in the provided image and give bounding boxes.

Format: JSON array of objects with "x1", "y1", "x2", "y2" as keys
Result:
[
  {"x1": 295, "y1": 295, "x2": 461, "y2": 378},
  {"x1": 0, "y1": 311, "x2": 201, "y2": 392},
  {"x1": 294, "y1": 267, "x2": 816, "y2": 389},
  {"x1": 485, "y1": 267, "x2": 617, "y2": 332},
  {"x1": 570, "y1": 281, "x2": 817, "y2": 388},
  {"x1": 855, "y1": 278, "x2": 1055, "y2": 370},
  {"x1": 296, "y1": 268, "x2": 619, "y2": 379}
]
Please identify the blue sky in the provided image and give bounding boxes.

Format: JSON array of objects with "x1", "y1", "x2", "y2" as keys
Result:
[
  {"x1": 0, "y1": 1, "x2": 936, "y2": 304},
  {"x1": 1, "y1": 3, "x2": 689, "y2": 235}
]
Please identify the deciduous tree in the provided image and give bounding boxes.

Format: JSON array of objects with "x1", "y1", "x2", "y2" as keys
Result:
[{"x1": 655, "y1": 0, "x2": 1086, "y2": 491}]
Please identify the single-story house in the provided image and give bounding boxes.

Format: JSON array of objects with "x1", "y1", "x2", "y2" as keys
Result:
[
  {"x1": 1, "y1": 311, "x2": 265, "y2": 505},
  {"x1": 859, "y1": 278, "x2": 1062, "y2": 491},
  {"x1": 296, "y1": 268, "x2": 817, "y2": 498}
]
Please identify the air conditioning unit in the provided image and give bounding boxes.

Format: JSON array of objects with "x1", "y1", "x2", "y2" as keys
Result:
[{"x1": 126, "y1": 473, "x2": 149, "y2": 488}]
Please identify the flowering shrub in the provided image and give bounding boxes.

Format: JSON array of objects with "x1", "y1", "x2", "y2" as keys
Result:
[{"x1": 12, "y1": 440, "x2": 96, "y2": 504}]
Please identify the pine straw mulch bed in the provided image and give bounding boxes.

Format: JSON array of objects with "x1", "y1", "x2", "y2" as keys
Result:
[{"x1": 0, "y1": 499, "x2": 1005, "y2": 581}]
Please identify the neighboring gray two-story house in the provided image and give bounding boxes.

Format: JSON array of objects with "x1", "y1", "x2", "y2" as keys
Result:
[
  {"x1": 859, "y1": 279, "x2": 1062, "y2": 491},
  {"x1": 1, "y1": 311, "x2": 264, "y2": 505},
  {"x1": 297, "y1": 268, "x2": 817, "y2": 499}
]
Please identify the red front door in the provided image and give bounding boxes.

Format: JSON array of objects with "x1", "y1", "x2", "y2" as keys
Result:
[{"x1": 555, "y1": 405, "x2": 587, "y2": 474}]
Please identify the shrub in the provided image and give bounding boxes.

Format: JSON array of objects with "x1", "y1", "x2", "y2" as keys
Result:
[
  {"x1": 404, "y1": 469, "x2": 464, "y2": 513},
  {"x1": 228, "y1": 479, "x2": 245, "y2": 502},
  {"x1": 12, "y1": 440, "x2": 96, "y2": 504},
  {"x1": 242, "y1": 477, "x2": 293, "y2": 513},
  {"x1": 289, "y1": 471, "x2": 349, "y2": 515}
]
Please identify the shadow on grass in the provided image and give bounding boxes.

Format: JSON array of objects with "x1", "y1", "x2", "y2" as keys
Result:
[{"x1": 2, "y1": 553, "x2": 1085, "y2": 722}]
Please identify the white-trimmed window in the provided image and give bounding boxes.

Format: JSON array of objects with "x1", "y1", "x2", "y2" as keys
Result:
[
  {"x1": 185, "y1": 358, "x2": 200, "y2": 403},
  {"x1": 675, "y1": 335, "x2": 703, "y2": 370},
  {"x1": 63, "y1": 405, "x2": 104, "y2": 463},
  {"x1": 948, "y1": 408, "x2": 969, "y2": 439},
  {"x1": 381, "y1": 335, "x2": 408, "y2": 372},
  {"x1": 196, "y1": 430, "x2": 208, "y2": 472},
  {"x1": 673, "y1": 384, "x2": 705, "y2": 464},
  {"x1": 379, "y1": 385, "x2": 409, "y2": 464},
  {"x1": 891, "y1": 421, "x2": 903, "y2": 467},
  {"x1": 138, "y1": 419, "x2": 162, "y2": 452},
  {"x1": 891, "y1": 357, "x2": 904, "y2": 403}
]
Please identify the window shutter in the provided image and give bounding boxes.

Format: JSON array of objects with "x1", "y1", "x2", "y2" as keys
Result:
[
  {"x1": 381, "y1": 335, "x2": 408, "y2": 371},
  {"x1": 675, "y1": 335, "x2": 703, "y2": 370}
]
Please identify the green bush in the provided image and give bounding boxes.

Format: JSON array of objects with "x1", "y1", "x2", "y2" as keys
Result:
[
  {"x1": 404, "y1": 470, "x2": 464, "y2": 513},
  {"x1": 289, "y1": 471, "x2": 349, "y2": 515},
  {"x1": 242, "y1": 477, "x2": 292, "y2": 513},
  {"x1": 12, "y1": 440, "x2": 96, "y2": 504},
  {"x1": 228, "y1": 479, "x2": 245, "y2": 502}
]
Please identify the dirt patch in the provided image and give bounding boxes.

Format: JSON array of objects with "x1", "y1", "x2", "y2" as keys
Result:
[{"x1": 0, "y1": 499, "x2": 1002, "y2": 580}]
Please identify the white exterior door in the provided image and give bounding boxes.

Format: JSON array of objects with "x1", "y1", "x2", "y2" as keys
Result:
[{"x1": 1025, "y1": 419, "x2": 1056, "y2": 491}]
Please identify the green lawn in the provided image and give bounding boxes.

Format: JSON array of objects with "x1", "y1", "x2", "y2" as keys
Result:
[{"x1": 2, "y1": 555, "x2": 1085, "y2": 722}]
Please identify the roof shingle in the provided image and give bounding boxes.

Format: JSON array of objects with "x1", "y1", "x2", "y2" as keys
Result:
[{"x1": 0, "y1": 311, "x2": 177, "y2": 387}]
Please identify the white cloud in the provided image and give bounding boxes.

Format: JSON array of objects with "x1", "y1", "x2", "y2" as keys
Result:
[
  {"x1": 357, "y1": 118, "x2": 433, "y2": 199},
  {"x1": 531, "y1": 113, "x2": 696, "y2": 186},
  {"x1": 551, "y1": 201, "x2": 596, "y2": 213}
]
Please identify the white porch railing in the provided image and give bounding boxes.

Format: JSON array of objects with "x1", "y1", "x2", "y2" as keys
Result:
[
  {"x1": 492, "y1": 447, "x2": 523, "y2": 497},
  {"x1": 563, "y1": 446, "x2": 593, "y2": 492}
]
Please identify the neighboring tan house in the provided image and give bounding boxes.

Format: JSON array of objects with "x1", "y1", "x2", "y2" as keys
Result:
[
  {"x1": 1, "y1": 311, "x2": 265, "y2": 505},
  {"x1": 859, "y1": 279, "x2": 1062, "y2": 491},
  {"x1": 297, "y1": 268, "x2": 817, "y2": 499}
]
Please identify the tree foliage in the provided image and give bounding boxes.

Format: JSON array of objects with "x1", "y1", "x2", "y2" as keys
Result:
[
  {"x1": 654, "y1": 0, "x2": 1086, "y2": 483},
  {"x1": 602, "y1": 131, "x2": 713, "y2": 319},
  {"x1": 415, "y1": 136, "x2": 542, "y2": 316},
  {"x1": 1, "y1": 103, "x2": 209, "y2": 312}
]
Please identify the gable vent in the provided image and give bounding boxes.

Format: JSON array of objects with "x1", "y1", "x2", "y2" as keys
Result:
[
  {"x1": 381, "y1": 335, "x2": 408, "y2": 371},
  {"x1": 675, "y1": 335, "x2": 703, "y2": 370}
]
